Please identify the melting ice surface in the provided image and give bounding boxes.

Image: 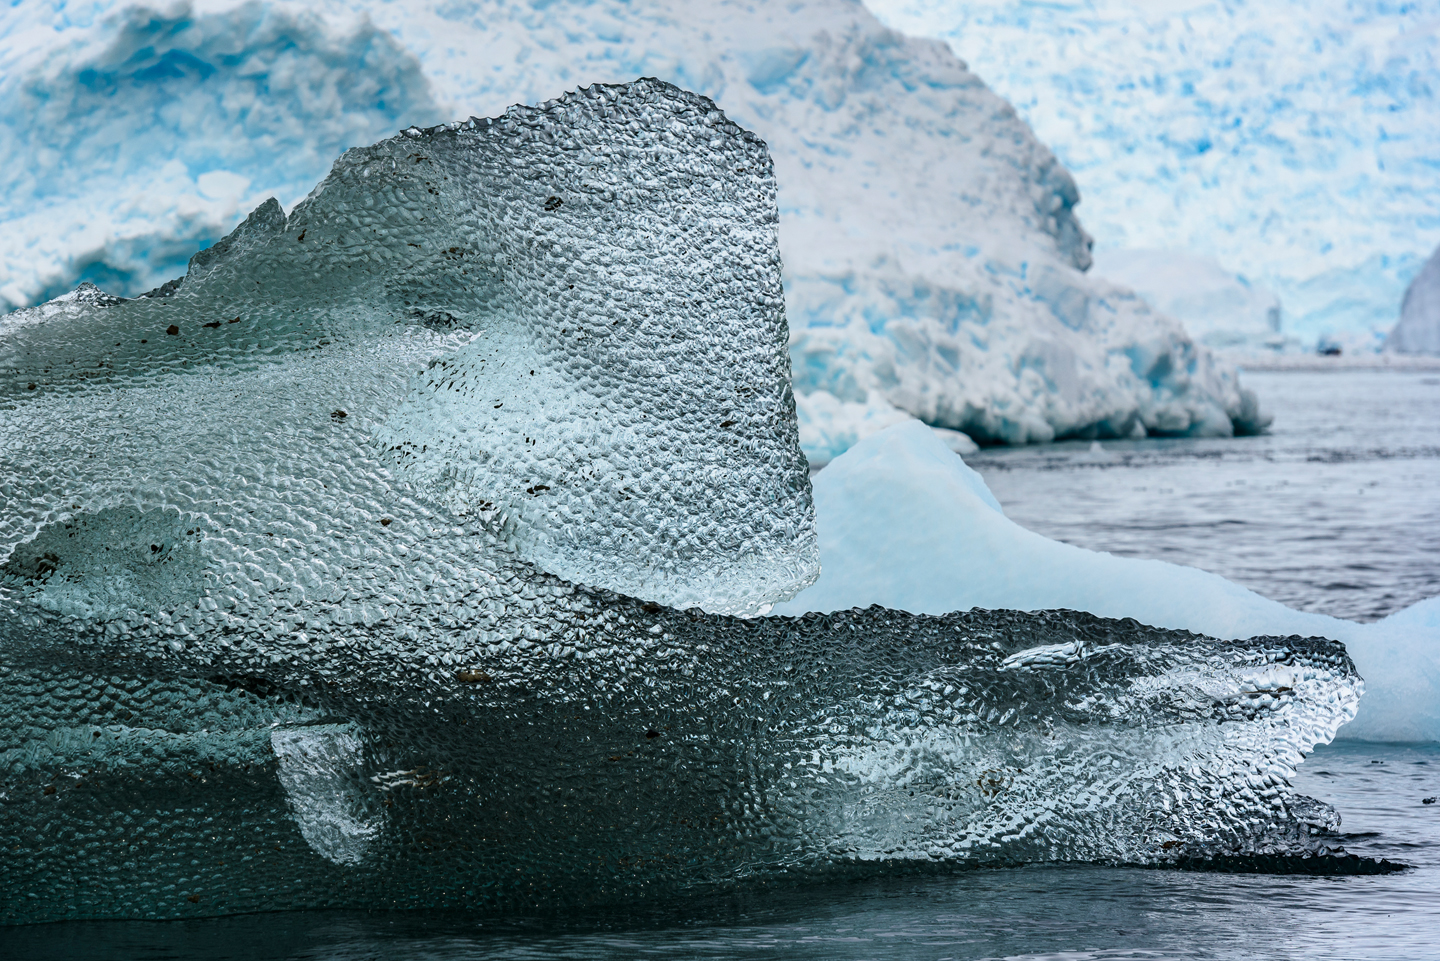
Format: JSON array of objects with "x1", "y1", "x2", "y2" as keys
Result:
[
  {"x1": 0, "y1": 81, "x2": 1366, "y2": 923},
  {"x1": 776, "y1": 421, "x2": 1440, "y2": 743}
]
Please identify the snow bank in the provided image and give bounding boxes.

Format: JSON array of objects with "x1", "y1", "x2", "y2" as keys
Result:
[
  {"x1": 774, "y1": 421, "x2": 1440, "y2": 742},
  {"x1": 868, "y1": 0, "x2": 1440, "y2": 349},
  {"x1": 1, "y1": 0, "x2": 1267, "y2": 461},
  {"x1": 1389, "y1": 243, "x2": 1440, "y2": 355}
]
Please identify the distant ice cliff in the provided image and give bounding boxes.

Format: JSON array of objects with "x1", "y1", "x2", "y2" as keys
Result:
[
  {"x1": 1092, "y1": 249, "x2": 1287, "y2": 354},
  {"x1": 1389, "y1": 243, "x2": 1440, "y2": 356},
  {"x1": 867, "y1": 0, "x2": 1440, "y2": 351},
  {"x1": 0, "y1": 0, "x2": 1267, "y2": 459}
]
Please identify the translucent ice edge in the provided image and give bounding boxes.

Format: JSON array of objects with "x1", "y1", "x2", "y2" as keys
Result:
[
  {"x1": 775, "y1": 420, "x2": 1440, "y2": 744},
  {"x1": 0, "y1": 606, "x2": 1363, "y2": 921}
]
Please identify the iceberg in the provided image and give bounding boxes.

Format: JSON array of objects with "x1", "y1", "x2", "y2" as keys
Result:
[
  {"x1": 774, "y1": 420, "x2": 1440, "y2": 744},
  {"x1": 1388, "y1": 243, "x2": 1440, "y2": 356},
  {"x1": 0, "y1": 0, "x2": 1268, "y2": 462},
  {"x1": 865, "y1": 0, "x2": 1440, "y2": 349},
  {"x1": 1092, "y1": 249, "x2": 1287, "y2": 353},
  {"x1": 0, "y1": 81, "x2": 1364, "y2": 923}
]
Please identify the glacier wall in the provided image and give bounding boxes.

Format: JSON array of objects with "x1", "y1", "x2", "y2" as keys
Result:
[
  {"x1": 1389, "y1": 242, "x2": 1440, "y2": 355},
  {"x1": 0, "y1": 81, "x2": 1365, "y2": 921},
  {"x1": 0, "y1": 0, "x2": 1267, "y2": 458},
  {"x1": 868, "y1": 0, "x2": 1440, "y2": 349}
]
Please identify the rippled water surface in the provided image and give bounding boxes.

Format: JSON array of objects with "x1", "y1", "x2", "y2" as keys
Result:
[
  {"x1": 967, "y1": 369, "x2": 1440, "y2": 623},
  {"x1": 4, "y1": 369, "x2": 1437, "y2": 959}
]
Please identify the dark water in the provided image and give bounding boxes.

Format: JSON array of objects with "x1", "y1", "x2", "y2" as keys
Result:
[
  {"x1": 4, "y1": 369, "x2": 1438, "y2": 959},
  {"x1": 967, "y1": 370, "x2": 1440, "y2": 623},
  {"x1": 4, "y1": 743, "x2": 1437, "y2": 960}
]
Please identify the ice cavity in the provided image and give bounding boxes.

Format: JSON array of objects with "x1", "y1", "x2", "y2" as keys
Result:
[
  {"x1": 0, "y1": 0, "x2": 1268, "y2": 461},
  {"x1": 1388, "y1": 243, "x2": 1440, "y2": 356},
  {"x1": 774, "y1": 421, "x2": 1440, "y2": 743}
]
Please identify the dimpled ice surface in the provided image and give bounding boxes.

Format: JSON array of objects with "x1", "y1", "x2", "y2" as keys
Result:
[
  {"x1": 0, "y1": 81, "x2": 1364, "y2": 923},
  {"x1": 2, "y1": 77, "x2": 814, "y2": 620}
]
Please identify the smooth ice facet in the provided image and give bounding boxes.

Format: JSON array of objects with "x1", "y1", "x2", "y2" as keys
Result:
[{"x1": 271, "y1": 726, "x2": 380, "y2": 867}]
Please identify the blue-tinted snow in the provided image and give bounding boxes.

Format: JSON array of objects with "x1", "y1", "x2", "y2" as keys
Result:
[
  {"x1": 868, "y1": 0, "x2": 1440, "y2": 349},
  {"x1": 0, "y1": 2, "x2": 439, "y2": 306},
  {"x1": 1, "y1": 0, "x2": 1269, "y2": 461}
]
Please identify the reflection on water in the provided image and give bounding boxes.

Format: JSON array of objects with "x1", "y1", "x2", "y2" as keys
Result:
[
  {"x1": 4, "y1": 370, "x2": 1436, "y2": 959},
  {"x1": 967, "y1": 370, "x2": 1440, "y2": 622},
  {"x1": 7, "y1": 743, "x2": 1437, "y2": 961}
]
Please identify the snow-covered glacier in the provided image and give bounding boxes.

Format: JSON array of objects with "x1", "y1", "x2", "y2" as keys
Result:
[
  {"x1": 0, "y1": 0, "x2": 1267, "y2": 462},
  {"x1": 0, "y1": 2, "x2": 444, "y2": 307},
  {"x1": 0, "y1": 82, "x2": 1364, "y2": 922},
  {"x1": 867, "y1": 0, "x2": 1440, "y2": 350},
  {"x1": 1092, "y1": 249, "x2": 1287, "y2": 353}
]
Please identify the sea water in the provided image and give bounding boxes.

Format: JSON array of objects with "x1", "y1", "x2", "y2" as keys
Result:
[
  {"x1": 3, "y1": 369, "x2": 1436, "y2": 960},
  {"x1": 968, "y1": 369, "x2": 1440, "y2": 624}
]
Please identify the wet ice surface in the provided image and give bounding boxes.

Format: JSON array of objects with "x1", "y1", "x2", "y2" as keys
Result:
[
  {"x1": 966, "y1": 370, "x2": 1440, "y2": 623},
  {"x1": 8, "y1": 741, "x2": 1437, "y2": 960},
  {"x1": 2, "y1": 82, "x2": 1366, "y2": 924},
  {"x1": 5, "y1": 369, "x2": 1436, "y2": 957}
]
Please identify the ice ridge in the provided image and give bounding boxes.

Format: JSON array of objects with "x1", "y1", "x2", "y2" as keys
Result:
[
  {"x1": 0, "y1": 80, "x2": 1361, "y2": 922},
  {"x1": 1, "y1": 78, "x2": 817, "y2": 618}
]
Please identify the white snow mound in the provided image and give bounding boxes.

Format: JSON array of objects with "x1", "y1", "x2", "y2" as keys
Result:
[{"x1": 774, "y1": 420, "x2": 1440, "y2": 743}]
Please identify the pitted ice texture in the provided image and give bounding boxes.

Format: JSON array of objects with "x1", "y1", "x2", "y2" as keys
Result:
[
  {"x1": 0, "y1": 607, "x2": 1363, "y2": 921},
  {"x1": 0, "y1": 78, "x2": 816, "y2": 620},
  {"x1": 0, "y1": 80, "x2": 1364, "y2": 922}
]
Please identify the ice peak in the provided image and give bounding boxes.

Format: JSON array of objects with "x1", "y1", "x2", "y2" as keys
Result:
[{"x1": 1, "y1": 77, "x2": 818, "y2": 618}]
